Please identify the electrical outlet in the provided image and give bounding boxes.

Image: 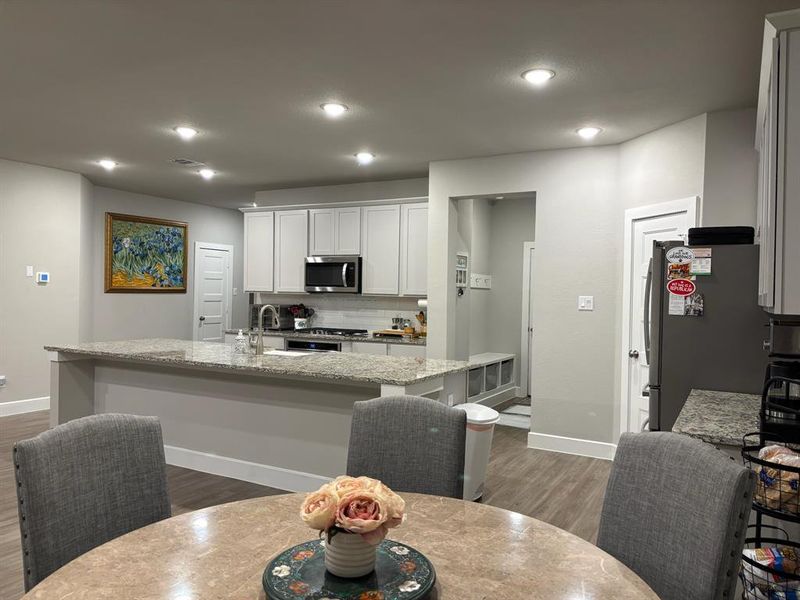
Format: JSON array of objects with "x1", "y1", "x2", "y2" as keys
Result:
[
  {"x1": 0, "y1": 375, "x2": 6, "y2": 388},
  {"x1": 447, "y1": 394, "x2": 455, "y2": 407},
  {"x1": 233, "y1": 287, "x2": 238, "y2": 296},
  {"x1": 578, "y1": 296, "x2": 594, "y2": 311},
  {"x1": 26, "y1": 266, "x2": 34, "y2": 277}
]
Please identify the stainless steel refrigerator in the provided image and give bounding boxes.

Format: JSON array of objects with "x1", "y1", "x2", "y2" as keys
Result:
[{"x1": 648, "y1": 241, "x2": 770, "y2": 431}]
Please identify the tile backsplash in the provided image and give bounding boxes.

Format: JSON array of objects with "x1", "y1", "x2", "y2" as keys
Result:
[{"x1": 251, "y1": 294, "x2": 425, "y2": 332}]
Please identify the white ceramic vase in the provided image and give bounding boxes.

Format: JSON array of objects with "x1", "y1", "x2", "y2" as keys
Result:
[{"x1": 324, "y1": 531, "x2": 377, "y2": 578}]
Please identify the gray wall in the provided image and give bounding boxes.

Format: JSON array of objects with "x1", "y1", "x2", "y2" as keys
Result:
[
  {"x1": 0, "y1": 159, "x2": 92, "y2": 405},
  {"x1": 703, "y1": 108, "x2": 758, "y2": 227},
  {"x1": 254, "y1": 178, "x2": 428, "y2": 206},
  {"x1": 92, "y1": 186, "x2": 248, "y2": 340},
  {"x1": 487, "y1": 198, "x2": 536, "y2": 368},
  {"x1": 428, "y1": 110, "x2": 749, "y2": 445}
]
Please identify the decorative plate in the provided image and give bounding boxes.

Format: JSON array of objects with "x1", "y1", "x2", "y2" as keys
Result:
[{"x1": 263, "y1": 538, "x2": 436, "y2": 600}]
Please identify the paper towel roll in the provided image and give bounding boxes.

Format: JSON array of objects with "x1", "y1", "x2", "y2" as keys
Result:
[{"x1": 417, "y1": 299, "x2": 428, "y2": 308}]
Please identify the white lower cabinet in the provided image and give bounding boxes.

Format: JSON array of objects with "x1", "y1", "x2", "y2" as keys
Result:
[
  {"x1": 388, "y1": 344, "x2": 426, "y2": 359},
  {"x1": 351, "y1": 342, "x2": 388, "y2": 356}
]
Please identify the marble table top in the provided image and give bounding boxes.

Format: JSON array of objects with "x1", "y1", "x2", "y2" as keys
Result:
[
  {"x1": 44, "y1": 339, "x2": 466, "y2": 386},
  {"x1": 672, "y1": 388, "x2": 761, "y2": 447},
  {"x1": 22, "y1": 493, "x2": 657, "y2": 599}
]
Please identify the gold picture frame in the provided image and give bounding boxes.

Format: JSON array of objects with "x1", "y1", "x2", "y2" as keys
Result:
[{"x1": 104, "y1": 212, "x2": 188, "y2": 293}]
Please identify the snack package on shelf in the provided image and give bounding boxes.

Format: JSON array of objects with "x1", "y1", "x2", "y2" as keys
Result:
[
  {"x1": 741, "y1": 546, "x2": 800, "y2": 596},
  {"x1": 755, "y1": 446, "x2": 800, "y2": 512}
]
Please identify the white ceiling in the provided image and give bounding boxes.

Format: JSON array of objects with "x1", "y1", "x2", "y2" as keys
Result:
[{"x1": 1, "y1": 0, "x2": 797, "y2": 209}]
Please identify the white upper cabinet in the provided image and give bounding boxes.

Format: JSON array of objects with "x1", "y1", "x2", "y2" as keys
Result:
[
  {"x1": 757, "y1": 19, "x2": 800, "y2": 315},
  {"x1": 308, "y1": 207, "x2": 361, "y2": 256},
  {"x1": 274, "y1": 209, "x2": 309, "y2": 293},
  {"x1": 400, "y1": 203, "x2": 428, "y2": 296},
  {"x1": 361, "y1": 205, "x2": 400, "y2": 294},
  {"x1": 309, "y1": 209, "x2": 335, "y2": 255},
  {"x1": 243, "y1": 212, "x2": 274, "y2": 292},
  {"x1": 335, "y1": 207, "x2": 361, "y2": 255}
]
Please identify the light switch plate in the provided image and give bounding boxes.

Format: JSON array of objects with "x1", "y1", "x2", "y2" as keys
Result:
[
  {"x1": 470, "y1": 273, "x2": 492, "y2": 289},
  {"x1": 578, "y1": 296, "x2": 594, "y2": 311}
]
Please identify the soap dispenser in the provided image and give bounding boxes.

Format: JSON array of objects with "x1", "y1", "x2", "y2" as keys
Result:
[{"x1": 233, "y1": 329, "x2": 248, "y2": 354}]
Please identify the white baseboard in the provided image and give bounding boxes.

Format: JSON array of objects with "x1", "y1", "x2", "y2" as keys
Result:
[
  {"x1": 163, "y1": 445, "x2": 332, "y2": 493},
  {"x1": 0, "y1": 396, "x2": 50, "y2": 417},
  {"x1": 474, "y1": 386, "x2": 523, "y2": 409},
  {"x1": 527, "y1": 431, "x2": 617, "y2": 461}
]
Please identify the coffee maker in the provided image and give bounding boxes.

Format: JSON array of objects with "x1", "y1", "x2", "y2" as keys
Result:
[{"x1": 761, "y1": 319, "x2": 800, "y2": 443}]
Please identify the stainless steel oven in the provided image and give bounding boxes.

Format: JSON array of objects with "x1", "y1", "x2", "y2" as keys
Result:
[{"x1": 304, "y1": 256, "x2": 361, "y2": 293}]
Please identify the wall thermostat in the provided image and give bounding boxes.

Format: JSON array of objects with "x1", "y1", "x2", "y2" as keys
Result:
[{"x1": 36, "y1": 272, "x2": 50, "y2": 284}]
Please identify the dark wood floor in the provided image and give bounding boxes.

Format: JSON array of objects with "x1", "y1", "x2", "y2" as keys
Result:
[{"x1": 0, "y1": 410, "x2": 611, "y2": 600}]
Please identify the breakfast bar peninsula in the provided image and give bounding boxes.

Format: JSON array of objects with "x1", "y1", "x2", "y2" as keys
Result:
[{"x1": 45, "y1": 339, "x2": 469, "y2": 491}]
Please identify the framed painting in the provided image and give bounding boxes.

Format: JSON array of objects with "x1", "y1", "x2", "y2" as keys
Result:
[{"x1": 104, "y1": 212, "x2": 188, "y2": 293}]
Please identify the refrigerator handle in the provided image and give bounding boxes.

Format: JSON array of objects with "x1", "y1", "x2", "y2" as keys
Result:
[{"x1": 643, "y1": 257, "x2": 653, "y2": 365}]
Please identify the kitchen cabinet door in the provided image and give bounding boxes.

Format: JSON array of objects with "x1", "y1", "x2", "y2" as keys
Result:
[
  {"x1": 335, "y1": 207, "x2": 361, "y2": 255},
  {"x1": 351, "y1": 341, "x2": 388, "y2": 356},
  {"x1": 274, "y1": 210, "x2": 309, "y2": 293},
  {"x1": 361, "y1": 205, "x2": 400, "y2": 294},
  {"x1": 243, "y1": 212, "x2": 274, "y2": 292},
  {"x1": 400, "y1": 203, "x2": 428, "y2": 296},
  {"x1": 388, "y1": 344, "x2": 426, "y2": 359},
  {"x1": 309, "y1": 209, "x2": 335, "y2": 256}
]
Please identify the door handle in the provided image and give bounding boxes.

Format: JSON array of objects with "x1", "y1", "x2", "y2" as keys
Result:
[
  {"x1": 628, "y1": 349, "x2": 639, "y2": 358},
  {"x1": 199, "y1": 316, "x2": 206, "y2": 321},
  {"x1": 643, "y1": 258, "x2": 652, "y2": 364},
  {"x1": 341, "y1": 264, "x2": 348, "y2": 287},
  {"x1": 642, "y1": 383, "x2": 650, "y2": 397}
]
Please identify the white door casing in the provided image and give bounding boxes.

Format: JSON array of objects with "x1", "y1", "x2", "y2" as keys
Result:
[
  {"x1": 619, "y1": 197, "x2": 698, "y2": 437},
  {"x1": 519, "y1": 242, "x2": 535, "y2": 397},
  {"x1": 193, "y1": 242, "x2": 233, "y2": 342}
]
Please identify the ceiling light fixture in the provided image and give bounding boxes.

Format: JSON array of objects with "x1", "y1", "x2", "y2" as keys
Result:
[
  {"x1": 98, "y1": 159, "x2": 117, "y2": 171},
  {"x1": 355, "y1": 152, "x2": 375, "y2": 165},
  {"x1": 576, "y1": 126, "x2": 602, "y2": 139},
  {"x1": 174, "y1": 126, "x2": 198, "y2": 140},
  {"x1": 522, "y1": 68, "x2": 556, "y2": 86},
  {"x1": 199, "y1": 168, "x2": 215, "y2": 180},
  {"x1": 321, "y1": 103, "x2": 349, "y2": 117}
]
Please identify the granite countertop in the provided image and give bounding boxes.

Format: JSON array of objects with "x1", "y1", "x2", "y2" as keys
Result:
[
  {"x1": 672, "y1": 388, "x2": 761, "y2": 447},
  {"x1": 44, "y1": 339, "x2": 461, "y2": 386},
  {"x1": 224, "y1": 329, "x2": 427, "y2": 346}
]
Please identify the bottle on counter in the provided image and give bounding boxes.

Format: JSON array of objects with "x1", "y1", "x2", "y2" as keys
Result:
[{"x1": 233, "y1": 329, "x2": 249, "y2": 354}]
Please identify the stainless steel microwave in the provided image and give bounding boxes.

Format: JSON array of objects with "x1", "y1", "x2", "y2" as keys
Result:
[{"x1": 304, "y1": 256, "x2": 362, "y2": 293}]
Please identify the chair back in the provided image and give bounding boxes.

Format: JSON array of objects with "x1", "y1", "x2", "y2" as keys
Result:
[
  {"x1": 346, "y1": 396, "x2": 467, "y2": 498},
  {"x1": 597, "y1": 432, "x2": 754, "y2": 600},
  {"x1": 14, "y1": 413, "x2": 171, "y2": 590}
]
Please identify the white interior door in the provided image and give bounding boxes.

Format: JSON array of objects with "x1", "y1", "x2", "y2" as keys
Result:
[
  {"x1": 623, "y1": 200, "x2": 696, "y2": 433},
  {"x1": 193, "y1": 242, "x2": 233, "y2": 342},
  {"x1": 526, "y1": 246, "x2": 535, "y2": 396}
]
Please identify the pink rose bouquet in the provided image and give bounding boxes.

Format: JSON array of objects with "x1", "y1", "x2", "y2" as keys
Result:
[{"x1": 300, "y1": 476, "x2": 406, "y2": 544}]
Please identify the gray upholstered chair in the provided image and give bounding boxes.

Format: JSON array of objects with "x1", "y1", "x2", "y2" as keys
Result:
[
  {"x1": 346, "y1": 396, "x2": 466, "y2": 498},
  {"x1": 597, "y1": 432, "x2": 755, "y2": 600},
  {"x1": 13, "y1": 413, "x2": 171, "y2": 591}
]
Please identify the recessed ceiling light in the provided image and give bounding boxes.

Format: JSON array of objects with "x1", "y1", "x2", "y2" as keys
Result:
[
  {"x1": 522, "y1": 68, "x2": 556, "y2": 86},
  {"x1": 174, "y1": 126, "x2": 198, "y2": 140},
  {"x1": 199, "y1": 168, "x2": 215, "y2": 180},
  {"x1": 576, "y1": 126, "x2": 602, "y2": 139},
  {"x1": 355, "y1": 152, "x2": 375, "y2": 165},
  {"x1": 98, "y1": 159, "x2": 117, "y2": 171},
  {"x1": 321, "y1": 103, "x2": 349, "y2": 117}
]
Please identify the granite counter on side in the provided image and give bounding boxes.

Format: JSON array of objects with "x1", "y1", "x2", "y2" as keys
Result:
[
  {"x1": 672, "y1": 389, "x2": 761, "y2": 447},
  {"x1": 44, "y1": 339, "x2": 468, "y2": 489}
]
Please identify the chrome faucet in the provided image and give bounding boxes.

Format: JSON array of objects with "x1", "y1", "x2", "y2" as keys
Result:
[{"x1": 255, "y1": 304, "x2": 279, "y2": 355}]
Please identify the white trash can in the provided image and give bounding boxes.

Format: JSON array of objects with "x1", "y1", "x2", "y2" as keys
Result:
[{"x1": 455, "y1": 403, "x2": 500, "y2": 501}]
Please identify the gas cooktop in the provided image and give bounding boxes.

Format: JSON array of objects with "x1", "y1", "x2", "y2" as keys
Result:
[{"x1": 305, "y1": 327, "x2": 369, "y2": 337}]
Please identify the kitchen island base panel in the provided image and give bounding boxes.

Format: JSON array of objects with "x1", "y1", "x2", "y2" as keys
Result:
[{"x1": 50, "y1": 353, "x2": 466, "y2": 491}]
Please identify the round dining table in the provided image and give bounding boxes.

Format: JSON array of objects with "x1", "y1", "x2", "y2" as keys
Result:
[{"x1": 22, "y1": 492, "x2": 657, "y2": 599}]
